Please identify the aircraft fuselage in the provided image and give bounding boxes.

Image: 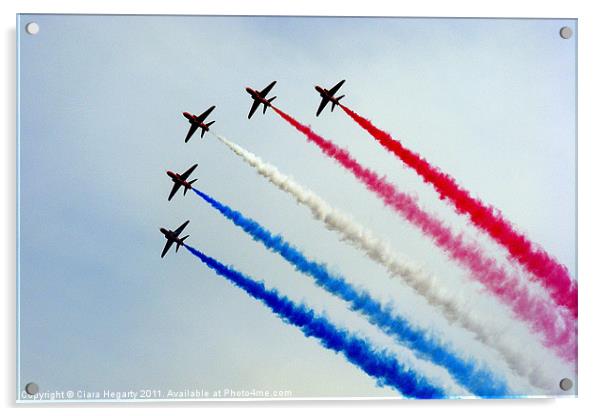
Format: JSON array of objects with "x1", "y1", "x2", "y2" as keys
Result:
[
  {"x1": 183, "y1": 112, "x2": 210, "y2": 131},
  {"x1": 166, "y1": 171, "x2": 193, "y2": 189},
  {"x1": 315, "y1": 85, "x2": 339, "y2": 104},
  {"x1": 160, "y1": 228, "x2": 186, "y2": 245},
  {"x1": 246, "y1": 87, "x2": 272, "y2": 107}
]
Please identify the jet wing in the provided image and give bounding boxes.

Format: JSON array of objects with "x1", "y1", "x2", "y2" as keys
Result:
[
  {"x1": 328, "y1": 80, "x2": 345, "y2": 95},
  {"x1": 179, "y1": 164, "x2": 198, "y2": 181},
  {"x1": 196, "y1": 105, "x2": 215, "y2": 122},
  {"x1": 161, "y1": 239, "x2": 174, "y2": 258},
  {"x1": 185, "y1": 124, "x2": 199, "y2": 143},
  {"x1": 248, "y1": 99, "x2": 261, "y2": 119},
  {"x1": 316, "y1": 97, "x2": 329, "y2": 116},
  {"x1": 173, "y1": 220, "x2": 190, "y2": 236},
  {"x1": 259, "y1": 81, "x2": 277, "y2": 97},
  {"x1": 168, "y1": 182, "x2": 182, "y2": 201}
]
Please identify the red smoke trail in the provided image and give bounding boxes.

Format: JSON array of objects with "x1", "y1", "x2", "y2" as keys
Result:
[
  {"x1": 340, "y1": 104, "x2": 577, "y2": 319},
  {"x1": 271, "y1": 105, "x2": 576, "y2": 362}
]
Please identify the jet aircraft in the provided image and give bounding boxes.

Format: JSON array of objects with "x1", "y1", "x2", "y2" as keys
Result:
[
  {"x1": 166, "y1": 164, "x2": 198, "y2": 201},
  {"x1": 314, "y1": 80, "x2": 345, "y2": 116},
  {"x1": 245, "y1": 81, "x2": 277, "y2": 119},
  {"x1": 183, "y1": 106, "x2": 216, "y2": 142},
  {"x1": 159, "y1": 220, "x2": 190, "y2": 258}
]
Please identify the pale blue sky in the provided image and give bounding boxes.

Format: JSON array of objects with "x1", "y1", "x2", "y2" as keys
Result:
[{"x1": 17, "y1": 15, "x2": 576, "y2": 400}]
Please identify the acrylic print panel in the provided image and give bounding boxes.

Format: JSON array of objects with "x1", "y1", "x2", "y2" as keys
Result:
[{"x1": 16, "y1": 14, "x2": 577, "y2": 401}]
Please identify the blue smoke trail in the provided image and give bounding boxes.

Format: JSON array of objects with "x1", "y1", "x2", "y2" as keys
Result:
[
  {"x1": 184, "y1": 244, "x2": 444, "y2": 398},
  {"x1": 192, "y1": 188, "x2": 509, "y2": 397}
]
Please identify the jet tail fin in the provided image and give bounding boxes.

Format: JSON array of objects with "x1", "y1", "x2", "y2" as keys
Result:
[
  {"x1": 332, "y1": 95, "x2": 345, "y2": 111},
  {"x1": 201, "y1": 122, "x2": 214, "y2": 138},
  {"x1": 176, "y1": 235, "x2": 189, "y2": 252},
  {"x1": 263, "y1": 96, "x2": 277, "y2": 114},
  {"x1": 184, "y1": 180, "x2": 197, "y2": 195}
]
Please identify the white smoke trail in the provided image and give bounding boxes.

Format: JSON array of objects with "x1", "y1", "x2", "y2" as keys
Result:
[{"x1": 212, "y1": 133, "x2": 558, "y2": 391}]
